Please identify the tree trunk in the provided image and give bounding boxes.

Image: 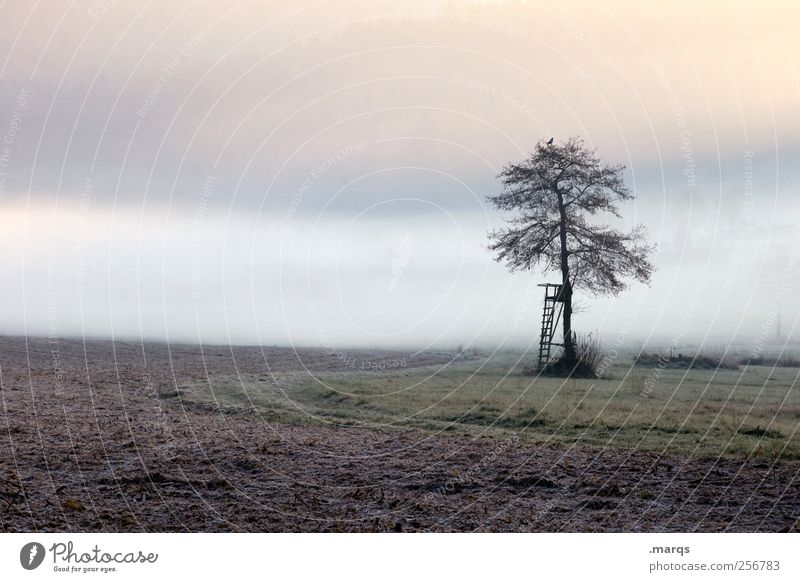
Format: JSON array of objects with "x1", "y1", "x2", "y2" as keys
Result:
[
  {"x1": 557, "y1": 190, "x2": 576, "y2": 364},
  {"x1": 561, "y1": 279, "x2": 575, "y2": 363}
]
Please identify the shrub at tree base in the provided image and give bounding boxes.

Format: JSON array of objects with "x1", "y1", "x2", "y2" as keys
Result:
[
  {"x1": 526, "y1": 333, "x2": 601, "y2": 378},
  {"x1": 539, "y1": 356, "x2": 598, "y2": 378}
]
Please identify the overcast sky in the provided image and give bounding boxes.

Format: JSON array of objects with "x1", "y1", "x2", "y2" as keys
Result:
[{"x1": 1, "y1": 0, "x2": 799, "y2": 351}]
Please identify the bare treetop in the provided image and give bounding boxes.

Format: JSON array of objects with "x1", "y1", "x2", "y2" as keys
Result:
[{"x1": 488, "y1": 136, "x2": 654, "y2": 295}]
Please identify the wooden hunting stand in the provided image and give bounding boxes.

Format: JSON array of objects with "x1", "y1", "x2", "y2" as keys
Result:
[{"x1": 537, "y1": 283, "x2": 566, "y2": 369}]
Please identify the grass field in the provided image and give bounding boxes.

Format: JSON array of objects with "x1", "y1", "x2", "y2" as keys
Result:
[
  {"x1": 175, "y1": 352, "x2": 800, "y2": 461},
  {"x1": 4, "y1": 338, "x2": 798, "y2": 532}
]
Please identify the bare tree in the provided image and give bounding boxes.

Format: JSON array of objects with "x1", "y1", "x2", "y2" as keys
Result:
[{"x1": 487, "y1": 136, "x2": 655, "y2": 368}]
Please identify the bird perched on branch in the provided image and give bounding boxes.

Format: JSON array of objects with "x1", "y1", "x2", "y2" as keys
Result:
[{"x1": 547, "y1": 137, "x2": 554, "y2": 145}]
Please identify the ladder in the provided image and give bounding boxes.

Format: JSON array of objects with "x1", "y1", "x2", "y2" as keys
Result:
[{"x1": 537, "y1": 283, "x2": 564, "y2": 369}]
